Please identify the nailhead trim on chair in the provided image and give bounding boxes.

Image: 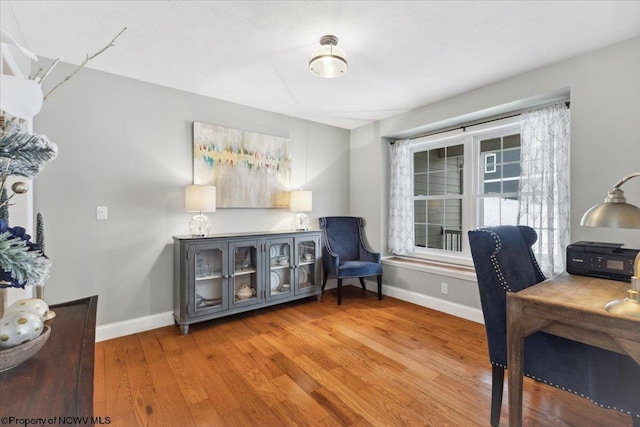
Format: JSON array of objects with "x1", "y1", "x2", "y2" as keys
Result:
[
  {"x1": 470, "y1": 229, "x2": 513, "y2": 292},
  {"x1": 527, "y1": 246, "x2": 545, "y2": 279},
  {"x1": 489, "y1": 362, "x2": 634, "y2": 416}
]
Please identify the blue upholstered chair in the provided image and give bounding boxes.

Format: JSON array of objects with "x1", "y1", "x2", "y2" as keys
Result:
[
  {"x1": 469, "y1": 225, "x2": 640, "y2": 426},
  {"x1": 319, "y1": 216, "x2": 383, "y2": 305}
]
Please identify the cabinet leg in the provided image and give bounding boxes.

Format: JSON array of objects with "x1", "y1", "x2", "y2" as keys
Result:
[{"x1": 180, "y1": 324, "x2": 189, "y2": 335}]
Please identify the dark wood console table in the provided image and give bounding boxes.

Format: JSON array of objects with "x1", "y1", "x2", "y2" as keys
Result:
[{"x1": 0, "y1": 296, "x2": 98, "y2": 420}]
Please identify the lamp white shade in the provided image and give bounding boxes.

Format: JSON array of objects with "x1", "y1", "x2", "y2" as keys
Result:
[
  {"x1": 185, "y1": 185, "x2": 216, "y2": 212},
  {"x1": 290, "y1": 190, "x2": 312, "y2": 212}
]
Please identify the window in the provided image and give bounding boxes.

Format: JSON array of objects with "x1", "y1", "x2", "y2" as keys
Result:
[
  {"x1": 476, "y1": 132, "x2": 521, "y2": 227},
  {"x1": 410, "y1": 117, "x2": 521, "y2": 261},
  {"x1": 413, "y1": 143, "x2": 464, "y2": 251}
]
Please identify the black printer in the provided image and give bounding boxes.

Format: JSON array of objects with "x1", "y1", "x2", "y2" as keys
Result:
[{"x1": 566, "y1": 241, "x2": 638, "y2": 282}]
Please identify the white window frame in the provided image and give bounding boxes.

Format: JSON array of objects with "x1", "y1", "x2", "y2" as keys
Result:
[{"x1": 409, "y1": 116, "x2": 521, "y2": 266}]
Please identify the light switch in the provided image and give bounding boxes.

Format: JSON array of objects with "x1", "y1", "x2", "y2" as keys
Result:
[{"x1": 97, "y1": 206, "x2": 108, "y2": 220}]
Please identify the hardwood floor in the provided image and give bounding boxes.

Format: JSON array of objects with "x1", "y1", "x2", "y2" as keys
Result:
[{"x1": 94, "y1": 286, "x2": 634, "y2": 426}]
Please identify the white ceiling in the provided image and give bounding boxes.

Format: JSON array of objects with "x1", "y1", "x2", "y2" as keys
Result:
[{"x1": 4, "y1": 1, "x2": 640, "y2": 130}]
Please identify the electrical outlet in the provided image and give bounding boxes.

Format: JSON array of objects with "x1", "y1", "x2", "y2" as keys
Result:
[
  {"x1": 97, "y1": 206, "x2": 108, "y2": 220},
  {"x1": 441, "y1": 282, "x2": 449, "y2": 295}
]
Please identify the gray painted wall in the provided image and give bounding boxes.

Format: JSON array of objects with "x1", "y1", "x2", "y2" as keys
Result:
[
  {"x1": 34, "y1": 63, "x2": 350, "y2": 325},
  {"x1": 351, "y1": 36, "x2": 640, "y2": 310},
  {"x1": 29, "y1": 36, "x2": 640, "y2": 324}
]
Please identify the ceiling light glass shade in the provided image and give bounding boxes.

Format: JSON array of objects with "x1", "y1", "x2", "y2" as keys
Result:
[{"x1": 309, "y1": 35, "x2": 347, "y2": 78}]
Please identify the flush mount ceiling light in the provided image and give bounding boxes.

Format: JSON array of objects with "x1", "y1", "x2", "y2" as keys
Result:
[{"x1": 309, "y1": 35, "x2": 347, "y2": 78}]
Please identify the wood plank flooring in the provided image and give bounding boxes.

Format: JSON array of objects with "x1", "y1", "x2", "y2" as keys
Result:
[{"x1": 94, "y1": 286, "x2": 634, "y2": 426}]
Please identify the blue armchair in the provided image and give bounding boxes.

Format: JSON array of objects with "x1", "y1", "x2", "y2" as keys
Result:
[
  {"x1": 469, "y1": 225, "x2": 640, "y2": 426},
  {"x1": 319, "y1": 216, "x2": 383, "y2": 305}
]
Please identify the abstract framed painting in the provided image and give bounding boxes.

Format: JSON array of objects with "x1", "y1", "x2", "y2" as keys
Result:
[{"x1": 193, "y1": 122, "x2": 291, "y2": 208}]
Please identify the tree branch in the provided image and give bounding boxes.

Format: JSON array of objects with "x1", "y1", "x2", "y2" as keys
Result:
[
  {"x1": 42, "y1": 27, "x2": 127, "y2": 101},
  {"x1": 37, "y1": 59, "x2": 60, "y2": 84}
]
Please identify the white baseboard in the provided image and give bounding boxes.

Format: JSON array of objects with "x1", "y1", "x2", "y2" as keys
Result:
[
  {"x1": 95, "y1": 281, "x2": 482, "y2": 342},
  {"x1": 361, "y1": 280, "x2": 484, "y2": 324},
  {"x1": 96, "y1": 311, "x2": 174, "y2": 342}
]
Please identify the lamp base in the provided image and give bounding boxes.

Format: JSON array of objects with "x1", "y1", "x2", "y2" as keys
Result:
[
  {"x1": 189, "y1": 213, "x2": 212, "y2": 236},
  {"x1": 604, "y1": 286, "x2": 640, "y2": 317},
  {"x1": 293, "y1": 213, "x2": 309, "y2": 231},
  {"x1": 604, "y1": 298, "x2": 640, "y2": 318}
]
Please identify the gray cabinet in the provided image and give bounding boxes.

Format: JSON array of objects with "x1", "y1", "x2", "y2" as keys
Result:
[{"x1": 174, "y1": 230, "x2": 321, "y2": 334}]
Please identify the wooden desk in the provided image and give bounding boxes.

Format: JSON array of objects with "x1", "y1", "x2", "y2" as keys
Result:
[
  {"x1": 0, "y1": 296, "x2": 98, "y2": 420},
  {"x1": 506, "y1": 273, "x2": 640, "y2": 427}
]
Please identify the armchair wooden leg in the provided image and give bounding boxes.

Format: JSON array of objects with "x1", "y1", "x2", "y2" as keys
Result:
[
  {"x1": 377, "y1": 275, "x2": 382, "y2": 300},
  {"x1": 322, "y1": 271, "x2": 329, "y2": 292},
  {"x1": 358, "y1": 277, "x2": 366, "y2": 290},
  {"x1": 337, "y1": 278, "x2": 342, "y2": 305},
  {"x1": 490, "y1": 364, "x2": 504, "y2": 427}
]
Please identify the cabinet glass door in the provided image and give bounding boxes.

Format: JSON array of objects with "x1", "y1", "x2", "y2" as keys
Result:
[
  {"x1": 191, "y1": 245, "x2": 227, "y2": 315},
  {"x1": 267, "y1": 238, "x2": 293, "y2": 299},
  {"x1": 296, "y1": 236, "x2": 320, "y2": 295},
  {"x1": 230, "y1": 241, "x2": 262, "y2": 307}
]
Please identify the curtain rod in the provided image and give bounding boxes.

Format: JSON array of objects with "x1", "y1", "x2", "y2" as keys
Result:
[{"x1": 389, "y1": 101, "x2": 570, "y2": 144}]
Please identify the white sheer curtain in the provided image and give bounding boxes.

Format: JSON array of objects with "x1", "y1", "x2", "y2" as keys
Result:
[
  {"x1": 388, "y1": 139, "x2": 415, "y2": 256},
  {"x1": 518, "y1": 103, "x2": 570, "y2": 277}
]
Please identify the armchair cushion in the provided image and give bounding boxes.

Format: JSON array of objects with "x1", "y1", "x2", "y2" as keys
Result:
[{"x1": 337, "y1": 260, "x2": 383, "y2": 278}]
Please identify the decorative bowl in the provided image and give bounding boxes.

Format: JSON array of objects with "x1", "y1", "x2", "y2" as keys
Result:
[{"x1": 0, "y1": 325, "x2": 50, "y2": 372}]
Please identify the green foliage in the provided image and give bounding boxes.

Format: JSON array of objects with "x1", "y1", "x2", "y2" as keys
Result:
[
  {"x1": 0, "y1": 188, "x2": 8, "y2": 224},
  {"x1": 0, "y1": 124, "x2": 58, "y2": 179},
  {"x1": 36, "y1": 212, "x2": 45, "y2": 255},
  {"x1": 0, "y1": 231, "x2": 51, "y2": 287},
  {"x1": 0, "y1": 123, "x2": 56, "y2": 288}
]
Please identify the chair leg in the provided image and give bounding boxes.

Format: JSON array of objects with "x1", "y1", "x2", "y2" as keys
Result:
[
  {"x1": 358, "y1": 277, "x2": 366, "y2": 290},
  {"x1": 322, "y1": 271, "x2": 329, "y2": 292},
  {"x1": 337, "y1": 278, "x2": 342, "y2": 305},
  {"x1": 377, "y1": 275, "x2": 382, "y2": 300},
  {"x1": 490, "y1": 365, "x2": 504, "y2": 427}
]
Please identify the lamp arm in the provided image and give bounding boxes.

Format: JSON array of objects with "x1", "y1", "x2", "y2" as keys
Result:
[{"x1": 613, "y1": 172, "x2": 640, "y2": 189}]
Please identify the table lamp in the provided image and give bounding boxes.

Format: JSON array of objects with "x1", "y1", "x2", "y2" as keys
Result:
[
  {"x1": 290, "y1": 190, "x2": 312, "y2": 230},
  {"x1": 581, "y1": 172, "x2": 640, "y2": 317},
  {"x1": 185, "y1": 185, "x2": 216, "y2": 236}
]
